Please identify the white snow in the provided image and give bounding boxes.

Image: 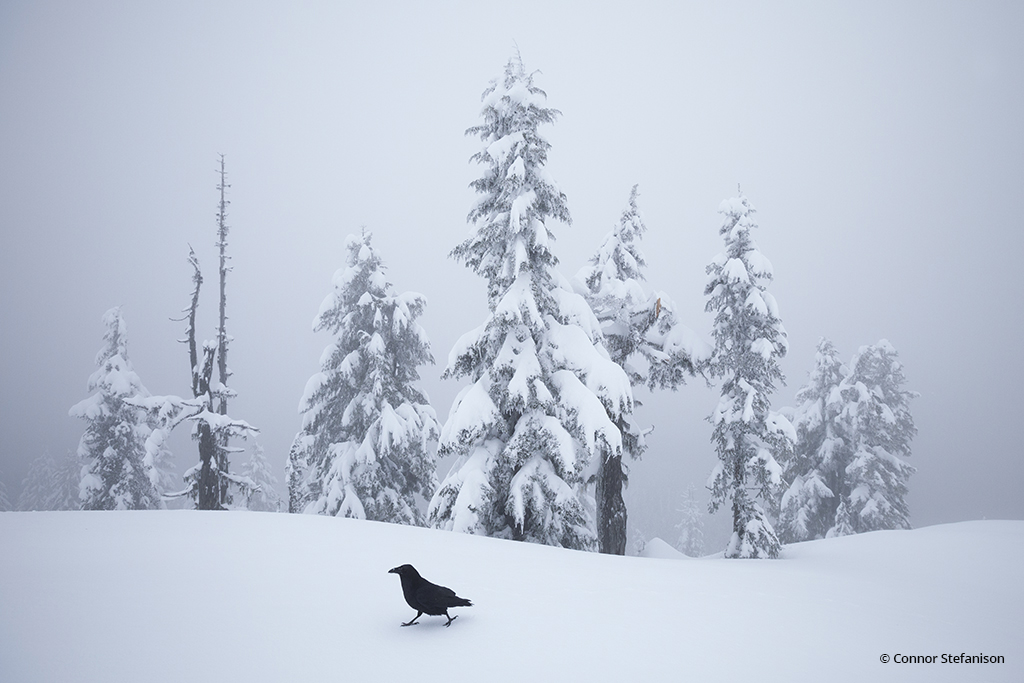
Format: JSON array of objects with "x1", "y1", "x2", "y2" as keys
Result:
[
  {"x1": 437, "y1": 380, "x2": 498, "y2": 452},
  {"x1": 722, "y1": 257, "x2": 750, "y2": 283},
  {"x1": 1, "y1": 513, "x2": 1019, "y2": 682}
]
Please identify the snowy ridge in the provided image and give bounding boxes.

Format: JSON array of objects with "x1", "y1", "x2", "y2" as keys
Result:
[{"x1": 1, "y1": 513, "x2": 1020, "y2": 683}]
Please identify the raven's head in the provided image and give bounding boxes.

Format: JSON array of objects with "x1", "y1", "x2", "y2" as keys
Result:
[{"x1": 388, "y1": 564, "x2": 419, "y2": 578}]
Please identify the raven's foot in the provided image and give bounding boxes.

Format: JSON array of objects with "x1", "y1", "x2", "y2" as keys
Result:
[
  {"x1": 444, "y1": 614, "x2": 458, "y2": 627},
  {"x1": 400, "y1": 621, "x2": 419, "y2": 627}
]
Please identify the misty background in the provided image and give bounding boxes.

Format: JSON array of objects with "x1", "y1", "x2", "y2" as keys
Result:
[{"x1": 1, "y1": 1, "x2": 1021, "y2": 548}]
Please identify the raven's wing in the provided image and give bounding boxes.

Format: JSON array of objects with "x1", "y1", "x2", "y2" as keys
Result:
[{"x1": 415, "y1": 582, "x2": 461, "y2": 613}]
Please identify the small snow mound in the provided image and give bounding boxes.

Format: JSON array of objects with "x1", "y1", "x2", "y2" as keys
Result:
[{"x1": 640, "y1": 537, "x2": 690, "y2": 560}]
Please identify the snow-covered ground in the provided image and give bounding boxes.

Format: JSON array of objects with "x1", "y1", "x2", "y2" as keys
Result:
[{"x1": 1, "y1": 512, "x2": 1020, "y2": 682}]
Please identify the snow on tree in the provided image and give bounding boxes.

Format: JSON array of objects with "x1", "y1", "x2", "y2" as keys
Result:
[
  {"x1": 427, "y1": 52, "x2": 633, "y2": 550},
  {"x1": 69, "y1": 307, "x2": 161, "y2": 510},
  {"x1": 287, "y1": 232, "x2": 438, "y2": 525},
  {"x1": 675, "y1": 483, "x2": 706, "y2": 557},
  {"x1": 575, "y1": 184, "x2": 711, "y2": 554},
  {"x1": 704, "y1": 193, "x2": 794, "y2": 559},
  {"x1": 240, "y1": 442, "x2": 283, "y2": 512},
  {"x1": 139, "y1": 414, "x2": 178, "y2": 500},
  {"x1": 831, "y1": 340, "x2": 917, "y2": 535},
  {"x1": 777, "y1": 337, "x2": 848, "y2": 543}
]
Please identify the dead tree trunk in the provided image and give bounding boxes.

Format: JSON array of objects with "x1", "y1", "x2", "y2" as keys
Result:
[
  {"x1": 214, "y1": 155, "x2": 233, "y2": 506},
  {"x1": 182, "y1": 249, "x2": 224, "y2": 510},
  {"x1": 215, "y1": 154, "x2": 231, "y2": 417}
]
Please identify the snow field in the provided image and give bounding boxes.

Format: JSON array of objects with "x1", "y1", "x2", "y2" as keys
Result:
[{"x1": 1, "y1": 512, "x2": 1020, "y2": 682}]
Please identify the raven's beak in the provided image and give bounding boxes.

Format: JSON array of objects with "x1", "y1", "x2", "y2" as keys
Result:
[{"x1": 388, "y1": 567, "x2": 398, "y2": 574}]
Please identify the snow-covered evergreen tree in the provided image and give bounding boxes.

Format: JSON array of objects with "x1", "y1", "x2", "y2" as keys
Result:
[
  {"x1": 16, "y1": 452, "x2": 55, "y2": 511},
  {"x1": 428, "y1": 53, "x2": 633, "y2": 550},
  {"x1": 19, "y1": 451, "x2": 81, "y2": 511},
  {"x1": 778, "y1": 338, "x2": 848, "y2": 543},
  {"x1": 287, "y1": 232, "x2": 438, "y2": 525},
  {"x1": 575, "y1": 184, "x2": 710, "y2": 554},
  {"x1": 577, "y1": 185, "x2": 710, "y2": 390},
  {"x1": 240, "y1": 443, "x2": 283, "y2": 512},
  {"x1": 629, "y1": 525, "x2": 647, "y2": 557},
  {"x1": 70, "y1": 308, "x2": 161, "y2": 510},
  {"x1": 675, "y1": 483, "x2": 706, "y2": 557},
  {"x1": 50, "y1": 451, "x2": 83, "y2": 510},
  {"x1": 704, "y1": 194, "x2": 793, "y2": 558},
  {"x1": 831, "y1": 340, "x2": 917, "y2": 535},
  {"x1": 0, "y1": 474, "x2": 10, "y2": 511}
]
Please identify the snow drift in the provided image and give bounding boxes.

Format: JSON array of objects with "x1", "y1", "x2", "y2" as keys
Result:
[{"x1": 1, "y1": 512, "x2": 1020, "y2": 682}]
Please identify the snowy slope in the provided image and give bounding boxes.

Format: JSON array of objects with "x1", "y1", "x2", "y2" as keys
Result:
[{"x1": 1, "y1": 512, "x2": 1020, "y2": 683}]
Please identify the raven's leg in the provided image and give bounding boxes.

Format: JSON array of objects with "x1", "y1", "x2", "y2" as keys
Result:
[
  {"x1": 444, "y1": 612, "x2": 458, "y2": 627},
  {"x1": 401, "y1": 612, "x2": 423, "y2": 627}
]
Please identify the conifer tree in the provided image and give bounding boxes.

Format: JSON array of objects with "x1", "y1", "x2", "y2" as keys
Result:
[
  {"x1": 428, "y1": 53, "x2": 632, "y2": 550},
  {"x1": 0, "y1": 474, "x2": 10, "y2": 511},
  {"x1": 831, "y1": 340, "x2": 917, "y2": 535},
  {"x1": 288, "y1": 232, "x2": 438, "y2": 524},
  {"x1": 70, "y1": 308, "x2": 161, "y2": 510},
  {"x1": 576, "y1": 185, "x2": 710, "y2": 554},
  {"x1": 50, "y1": 451, "x2": 83, "y2": 510},
  {"x1": 704, "y1": 194, "x2": 793, "y2": 558},
  {"x1": 240, "y1": 443, "x2": 283, "y2": 512},
  {"x1": 675, "y1": 483, "x2": 706, "y2": 557},
  {"x1": 778, "y1": 338, "x2": 848, "y2": 543},
  {"x1": 17, "y1": 452, "x2": 56, "y2": 511}
]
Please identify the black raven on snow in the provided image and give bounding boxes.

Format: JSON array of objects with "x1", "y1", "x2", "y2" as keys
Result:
[{"x1": 388, "y1": 564, "x2": 472, "y2": 627}]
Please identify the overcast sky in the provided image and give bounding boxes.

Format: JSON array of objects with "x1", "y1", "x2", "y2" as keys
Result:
[{"x1": 2, "y1": 1, "x2": 1021, "y2": 544}]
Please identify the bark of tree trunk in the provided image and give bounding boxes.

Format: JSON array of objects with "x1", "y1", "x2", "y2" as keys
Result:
[
  {"x1": 596, "y1": 453, "x2": 627, "y2": 555},
  {"x1": 196, "y1": 422, "x2": 222, "y2": 510}
]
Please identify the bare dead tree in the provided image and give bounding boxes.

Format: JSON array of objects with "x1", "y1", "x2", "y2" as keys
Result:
[
  {"x1": 164, "y1": 159, "x2": 256, "y2": 510},
  {"x1": 215, "y1": 154, "x2": 232, "y2": 417},
  {"x1": 179, "y1": 248, "x2": 222, "y2": 509}
]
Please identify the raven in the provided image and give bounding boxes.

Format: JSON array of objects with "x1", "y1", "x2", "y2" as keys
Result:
[{"x1": 388, "y1": 564, "x2": 472, "y2": 627}]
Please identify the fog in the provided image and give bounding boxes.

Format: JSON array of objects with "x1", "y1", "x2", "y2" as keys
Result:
[{"x1": 2, "y1": 1, "x2": 1021, "y2": 547}]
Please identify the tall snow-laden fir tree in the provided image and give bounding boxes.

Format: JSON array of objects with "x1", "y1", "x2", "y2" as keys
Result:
[
  {"x1": 777, "y1": 338, "x2": 848, "y2": 543},
  {"x1": 428, "y1": 53, "x2": 633, "y2": 550},
  {"x1": 704, "y1": 194, "x2": 794, "y2": 558},
  {"x1": 831, "y1": 340, "x2": 917, "y2": 535},
  {"x1": 240, "y1": 442, "x2": 283, "y2": 512},
  {"x1": 675, "y1": 483, "x2": 706, "y2": 557},
  {"x1": 287, "y1": 232, "x2": 438, "y2": 524},
  {"x1": 69, "y1": 307, "x2": 161, "y2": 510},
  {"x1": 575, "y1": 184, "x2": 711, "y2": 554}
]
